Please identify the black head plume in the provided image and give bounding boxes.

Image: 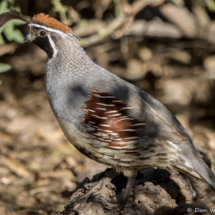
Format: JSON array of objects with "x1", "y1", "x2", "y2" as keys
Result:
[{"x1": 0, "y1": 10, "x2": 30, "y2": 27}]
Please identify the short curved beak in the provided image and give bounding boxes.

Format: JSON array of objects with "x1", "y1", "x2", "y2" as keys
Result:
[{"x1": 24, "y1": 35, "x2": 32, "y2": 43}]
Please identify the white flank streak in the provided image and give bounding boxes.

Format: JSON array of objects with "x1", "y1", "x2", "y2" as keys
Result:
[
  {"x1": 29, "y1": 23, "x2": 66, "y2": 37},
  {"x1": 91, "y1": 115, "x2": 107, "y2": 119},
  {"x1": 106, "y1": 111, "x2": 118, "y2": 113},
  {"x1": 89, "y1": 121, "x2": 95, "y2": 124},
  {"x1": 97, "y1": 103, "x2": 115, "y2": 107},
  {"x1": 47, "y1": 35, "x2": 58, "y2": 58},
  {"x1": 115, "y1": 138, "x2": 122, "y2": 141},
  {"x1": 96, "y1": 108, "x2": 106, "y2": 110},
  {"x1": 111, "y1": 114, "x2": 122, "y2": 117},
  {"x1": 88, "y1": 110, "x2": 95, "y2": 112},
  {"x1": 99, "y1": 124, "x2": 110, "y2": 127},
  {"x1": 119, "y1": 107, "x2": 133, "y2": 110},
  {"x1": 109, "y1": 146, "x2": 128, "y2": 149},
  {"x1": 111, "y1": 133, "x2": 118, "y2": 136},
  {"x1": 132, "y1": 123, "x2": 146, "y2": 126},
  {"x1": 103, "y1": 130, "x2": 112, "y2": 133}
]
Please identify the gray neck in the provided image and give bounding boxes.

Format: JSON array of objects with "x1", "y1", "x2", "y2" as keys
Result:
[
  {"x1": 50, "y1": 32, "x2": 94, "y2": 77},
  {"x1": 45, "y1": 32, "x2": 95, "y2": 127}
]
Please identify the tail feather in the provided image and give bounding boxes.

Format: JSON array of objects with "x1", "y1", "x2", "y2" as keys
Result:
[
  {"x1": 179, "y1": 138, "x2": 215, "y2": 189},
  {"x1": 191, "y1": 156, "x2": 215, "y2": 189}
]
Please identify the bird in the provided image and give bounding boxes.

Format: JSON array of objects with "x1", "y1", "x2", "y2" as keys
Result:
[{"x1": 1, "y1": 11, "x2": 215, "y2": 209}]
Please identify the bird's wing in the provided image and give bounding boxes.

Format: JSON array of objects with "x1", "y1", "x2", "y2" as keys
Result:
[
  {"x1": 81, "y1": 85, "x2": 187, "y2": 151},
  {"x1": 136, "y1": 88, "x2": 188, "y2": 144}
]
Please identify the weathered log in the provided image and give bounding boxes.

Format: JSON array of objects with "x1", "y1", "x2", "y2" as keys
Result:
[{"x1": 56, "y1": 163, "x2": 215, "y2": 215}]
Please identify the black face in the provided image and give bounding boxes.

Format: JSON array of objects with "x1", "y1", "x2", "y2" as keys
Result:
[{"x1": 26, "y1": 27, "x2": 55, "y2": 59}]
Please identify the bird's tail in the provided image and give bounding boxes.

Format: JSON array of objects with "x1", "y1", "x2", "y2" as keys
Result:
[
  {"x1": 191, "y1": 155, "x2": 215, "y2": 189},
  {"x1": 178, "y1": 139, "x2": 215, "y2": 189}
]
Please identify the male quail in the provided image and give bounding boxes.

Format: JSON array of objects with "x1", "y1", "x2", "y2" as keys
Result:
[{"x1": 1, "y1": 12, "x2": 215, "y2": 208}]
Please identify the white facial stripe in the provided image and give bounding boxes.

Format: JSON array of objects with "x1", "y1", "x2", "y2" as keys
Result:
[
  {"x1": 47, "y1": 35, "x2": 58, "y2": 58},
  {"x1": 29, "y1": 23, "x2": 67, "y2": 37}
]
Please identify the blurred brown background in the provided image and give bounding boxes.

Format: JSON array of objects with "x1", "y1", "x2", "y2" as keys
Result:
[{"x1": 0, "y1": 0, "x2": 215, "y2": 214}]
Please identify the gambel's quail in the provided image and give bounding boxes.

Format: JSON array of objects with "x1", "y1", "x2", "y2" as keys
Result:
[{"x1": 1, "y1": 12, "x2": 215, "y2": 208}]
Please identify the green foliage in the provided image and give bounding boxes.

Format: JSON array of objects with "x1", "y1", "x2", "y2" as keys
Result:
[
  {"x1": 0, "y1": 0, "x2": 25, "y2": 45},
  {"x1": 0, "y1": 62, "x2": 11, "y2": 85},
  {"x1": 205, "y1": 0, "x2": 215, "y2": 12},
  {"x1": 51, "y1": 0, "x2": 72, "y2": 26},
  {"x1": 0, "y1": 63, "x2": 11, "y2": 73},
  {"x1": 0, "y1": 0, "x2": 25, "y2": 78}
]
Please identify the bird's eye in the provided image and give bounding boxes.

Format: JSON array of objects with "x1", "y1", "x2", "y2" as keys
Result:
[{"x1": 39, "y1": 30, "x2": 46, "y2": 37}]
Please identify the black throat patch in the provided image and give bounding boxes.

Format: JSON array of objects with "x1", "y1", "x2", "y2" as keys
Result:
[{"x1": 32, "y1": 36, "x2": 54, "y2": 59}]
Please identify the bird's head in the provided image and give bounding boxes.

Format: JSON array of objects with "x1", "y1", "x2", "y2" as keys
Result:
[{"x1": 0, "y1": 12, "x2": 72, "y2": 59}]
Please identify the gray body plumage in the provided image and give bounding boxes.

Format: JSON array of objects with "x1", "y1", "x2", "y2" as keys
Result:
[{"x1": 46, "y1": 32, "x2": 215, "y2": 188}]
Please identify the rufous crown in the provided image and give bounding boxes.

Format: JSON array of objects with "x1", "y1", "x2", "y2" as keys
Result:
[{"x1": 32, "y1": 13, "x2": 71, "y2": 33}]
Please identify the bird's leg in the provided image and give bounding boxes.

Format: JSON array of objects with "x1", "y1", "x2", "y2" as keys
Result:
[
  {"x1": 89, "y1": 170, "x2": 138, "y2": 209},
  {"x1": 121, "y1": 172, "x2": 137, "y2": 206}
]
